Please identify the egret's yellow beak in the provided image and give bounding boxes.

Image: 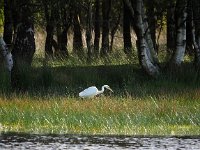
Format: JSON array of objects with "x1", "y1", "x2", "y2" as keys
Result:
[{"x1": 108, "y1": 87, "x2": 113, "y2": 92}]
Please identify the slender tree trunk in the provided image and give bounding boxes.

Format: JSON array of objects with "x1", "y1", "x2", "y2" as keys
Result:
[
  {"x1": 0, "y1": 37, "x2": 13, "y2": 72},
  {"x1": 146, "y1": 0, "x2": 157, "y2": 52},
  {"x1": 101, "y1": 0, "x2": 111, "y2": 56},
  {"x1": 3, "y1": 0, "x2": 13, "y2": 49},
  {"x1": 55, "y1": 2, "x2": 69, "y2": 58},
  {"x1": 135, "y1": 0, "x2": 159, "y2": 76},
  {"x1": 170, "y1": 0, "x2": 187, "y2": 66},
  {"x1": 186, "y1": 0, "x2": 194, "y2": 55},
  {"x1": 12, "y1": 6, "x2": 35, "y2": 66},
  {"x1": 59, "y1": 26, "x2": 69, "y2": 57},
  {"x1": 43, "y1": 0, "x2": 54, "y2": 58},
  {"x1": 73, "y1": 12, "x2": 84, "y2": 56},
  {"x1": 123, "y1": 0, "x2": 132, "y2": 54},
  {"x1": 167, "y1": 1, "x2": 176, "y2": 53},
  {"x1": 124, "y1": 0, "x2": 160, "y2": 77},
  {"x1": 45, "y1": 23, "x2": 54, "y2": 57},
  {"x1": 86, "y1": 1, "x2": 93, "y2": 61},
  {"x1": 55, "y1": 6, "x2": 62, "y2": 57},
  {"x1": 60, "y1": 9, "x2": 70, "y2": 57},
  {"x1": 11, "y1": 2, "x2": 36, "y2": 90},
  {"x1": 110, "y1": 9, "x2": 121, "y2": 52},
  {"x1": 94, "y1": 0, "x2": 100, "y2": 57},
  {"x1": 141, "y1": 1, "x2": 159, "y2": 65}
]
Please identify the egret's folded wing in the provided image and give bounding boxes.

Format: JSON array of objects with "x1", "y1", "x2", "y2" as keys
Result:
[{"x1": 79, "y1": 86, "x2": 98, "y2": 98}]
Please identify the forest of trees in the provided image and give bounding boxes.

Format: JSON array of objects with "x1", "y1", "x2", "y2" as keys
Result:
[{"x1": 0, "y1": 0, "x2": 200, "y2": 90}]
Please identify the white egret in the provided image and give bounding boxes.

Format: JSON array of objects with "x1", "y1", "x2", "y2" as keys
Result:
[{"x1": 79, "y1": 85, "x2": 113, "y2": 98}]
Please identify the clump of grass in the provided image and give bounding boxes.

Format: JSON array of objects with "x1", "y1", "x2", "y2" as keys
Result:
[{"x1": 32, "y1": 49, "x2": 138, "y2": 68}]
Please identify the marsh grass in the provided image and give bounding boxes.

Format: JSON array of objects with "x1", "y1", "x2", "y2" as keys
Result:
[
  {"x1": 0, "y1": 95, "x2": 200, "y2": 135},
  {"x1": 1, "y1": 51, "x2": 200, "y2": 135}
]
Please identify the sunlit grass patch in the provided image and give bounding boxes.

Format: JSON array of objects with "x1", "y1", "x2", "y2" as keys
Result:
[{"x1": 0, "y1": 95, "x2": 200, "y2": 135}]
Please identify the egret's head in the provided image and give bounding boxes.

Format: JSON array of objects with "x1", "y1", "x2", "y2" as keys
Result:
[{"x1": 104, "y1": 85, "x2": 113, "y2": 92}]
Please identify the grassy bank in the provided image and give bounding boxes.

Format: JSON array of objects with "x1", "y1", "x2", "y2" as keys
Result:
[
  {"x1": 0, "y1": 85, "x2": 200, "y2": 135},
  {"x1": 0, "y1": 54, "x2": 200, "y2": 135},
  {"x1": 0, "y1": 94, "x2": 200, "y2": 135}
]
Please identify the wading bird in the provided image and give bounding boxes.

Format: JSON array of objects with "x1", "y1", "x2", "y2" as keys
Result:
[{"x1": 79, "y1": 85, "x2": 113, "y2": 98}]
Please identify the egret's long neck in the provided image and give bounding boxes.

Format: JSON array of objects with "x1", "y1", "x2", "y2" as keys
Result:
[{"x1": 97, "y1": 86, "x2": 105, "y2": 94}]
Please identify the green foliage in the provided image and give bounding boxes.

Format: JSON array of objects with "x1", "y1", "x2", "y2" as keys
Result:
[{"x1": 0, "y1": 2, "x2": 3, "y2": 33}]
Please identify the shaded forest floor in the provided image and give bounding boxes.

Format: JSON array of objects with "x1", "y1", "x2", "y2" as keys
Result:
[{"x1": 1, "y1": 54, "x2": 200, "y2": 98}]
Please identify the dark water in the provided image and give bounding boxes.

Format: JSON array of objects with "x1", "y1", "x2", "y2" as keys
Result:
[{"x1": 0, "y1": 133, "x2": 200, "y2": 150}]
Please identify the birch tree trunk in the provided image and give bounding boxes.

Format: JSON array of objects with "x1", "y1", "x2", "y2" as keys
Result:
[
  {"x1": 146, "y1": 0, "x2": 157, "y2": 52},
  {"x1": 141, "y1": 1, "x2": 159, "y2": 65},
  {"x1": 0, "y1": 37, "x2": 13, "y2": 72},
  {"x1": 170, "y1": 0, "x2": 187, "y2": 66},
  {"x1": 12, "y1": 23, "x2": 35, "y2": 66},
  {"x1": 11, "y1": 2, "x2": 36, "y2": 90},
  {"x1": 124, "y1": 0, "x2": 160, "y2": 77}
]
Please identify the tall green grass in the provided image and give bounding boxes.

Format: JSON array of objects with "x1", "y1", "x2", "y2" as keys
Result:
[{"x1": 0, "y1": 95, "x2": 200, "y2": 135}]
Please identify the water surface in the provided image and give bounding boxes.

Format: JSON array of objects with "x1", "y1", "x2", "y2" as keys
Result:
[{"x1": 0, "y1": 133, "x2": 200, "y2": 149}]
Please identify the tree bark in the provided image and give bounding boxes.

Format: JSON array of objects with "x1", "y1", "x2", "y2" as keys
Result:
[
  {"x1": 43, "y1": 0, "x2": 55, "y2": 58},
  {"x1": 141, "y1": 1, "x2": 158, "y2": 65},
  {"x1": 0, "y1": 37, "x2": 13, "y2": 72},
  {"x1": 94, "y1": 0, "x2": 100, "y2": 57},
  {"x1": 109, "y1": 1, "x2": 122, "y2": 53},
  {"x1": 45, "y1": 23, "x2": 54, "y2": 57},
  {"x1": 60, "y1": 8, "x2": 70, "y2": 57},
  {"x1": 12, "y1": 5, "x2": 35, "y2": 66},
  {"x1": 123, "y1": 0, "x2": 132, "y2": 54},
  {"x1": 167, "y1": 1, "x2": 176, "y2": 53},
  {"x1": 146, "y1": 0, "x2": 157, "y2": 52},
  {"x1": 3, "y1": 0, "x2": 13, "y2": 49},
  {"x1": 170, "y1": 0, "x2": 187, "y2": 66},
  {"x1": 136, "y1": 0, "x2": 159, "y2": 76},
  {"x1": 101, "y1": 0, "x2": 111, "y2": 56},
  {"x1": 55, "y1": 1, "x2": 71, "y2": 58},
  {"x1": 86, "y1": 1, "x2": 93, "y2": 61},
  {"x1": 110, "y1": 16, "x2": 120, "y2": 52},
  {"x1": 186, "y1": 0, "x2": 194, "y2": 55},
  {"x1": 56, "y1": 17, "x2": 67, "y2": 58},
  {"x1": 73, "y1": 12, "x2": 84, "y2": 57},
  {"x1": 11, "y1": 2, "x2": 36, "y2": 90},
  {"x1": 124, "y1": 0, "x2": 160, "y2": 77}
]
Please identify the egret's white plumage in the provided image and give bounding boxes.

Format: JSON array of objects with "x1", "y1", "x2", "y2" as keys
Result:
[{"x1": 79, "y1": 85, "x2": 113, "y2": 98}]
